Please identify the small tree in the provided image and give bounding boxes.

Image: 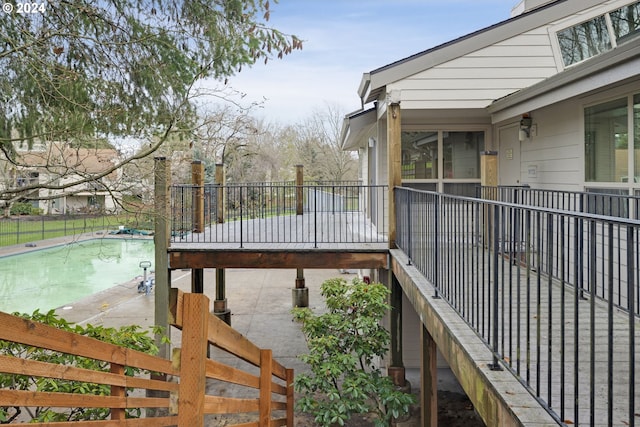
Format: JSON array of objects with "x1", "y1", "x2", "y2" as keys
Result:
[{"x1": 292, "y1": 278, "x2": 415, "y2": 427}]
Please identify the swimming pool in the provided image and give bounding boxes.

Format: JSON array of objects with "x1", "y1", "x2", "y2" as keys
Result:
[{"x1": 0, "y1": 238, "x2": 154, "y2": 315}]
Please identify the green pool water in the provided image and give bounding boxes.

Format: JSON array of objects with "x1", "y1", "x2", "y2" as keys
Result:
[{"x1": 0, "y1": 238, "x2": 154, "y2": 315}]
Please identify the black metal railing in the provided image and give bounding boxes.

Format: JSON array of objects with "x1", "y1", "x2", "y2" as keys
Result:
[
  {"x1": 170, "y1": 183, "x2": 388, "y2": 247},
  {"x1": 479, "y1": 185, "x2": 640, "y2": 218},
  {"x1": 396, "y1": 187, "x2": 638, "y2": 427}
]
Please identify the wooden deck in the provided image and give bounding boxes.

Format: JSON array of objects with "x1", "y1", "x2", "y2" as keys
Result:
[
  {"x1": 168, "y1": 212, "x2": 389, "y2": 269},
  {"x1": 393, "y1": 244, "x2": 640, "y2": 427}
]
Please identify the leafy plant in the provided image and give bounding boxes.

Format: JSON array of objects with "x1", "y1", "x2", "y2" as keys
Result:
[
  {"x1": 292, "y1": 278, "x2": 415, "y2": 427},
  {"x1": 0, "y1": 309, "x2": 166, "y2": 423}
]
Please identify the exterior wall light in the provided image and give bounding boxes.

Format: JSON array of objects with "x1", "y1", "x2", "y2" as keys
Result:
[{"x1": 519, "y1": 115, "x2": 533, "y2": 141}]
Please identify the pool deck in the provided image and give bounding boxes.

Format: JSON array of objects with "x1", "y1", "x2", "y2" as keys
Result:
[{"x1": 0, "y1": 232, "x2": 355, "y2": 376}]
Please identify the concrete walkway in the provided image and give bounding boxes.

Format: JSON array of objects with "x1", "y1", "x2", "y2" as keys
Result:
[{"x1": 54, "y1": 266, "x2": 355, "y2": 377}]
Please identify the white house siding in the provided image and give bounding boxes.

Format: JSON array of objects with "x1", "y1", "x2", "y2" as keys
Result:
[
  {"x1": 517, "y1": 98, "x2": 583, "y2": 190},
  {"x1": 388, "y1": 28, "x2": 560, "y2": 111}
]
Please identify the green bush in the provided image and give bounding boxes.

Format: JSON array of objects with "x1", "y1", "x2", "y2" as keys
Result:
[
  {"x1": 0, "y1": 310, "x2": 166, "y2": 423},
  {"x1": 292, "y1": 278, "x2": 415, "y2": 427},
  {"x1": 9, "y1": 202, "x2": 40, "y2": 216}
]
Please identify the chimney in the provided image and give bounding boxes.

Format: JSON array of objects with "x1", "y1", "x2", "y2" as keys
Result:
[{"x1": 511, "y1": 0, "x2": 555, "y2": 17}]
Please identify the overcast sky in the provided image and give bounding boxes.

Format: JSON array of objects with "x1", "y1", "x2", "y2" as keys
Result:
[{"x1": 201, "y1": 0, "x2": 519, "y2": 124}]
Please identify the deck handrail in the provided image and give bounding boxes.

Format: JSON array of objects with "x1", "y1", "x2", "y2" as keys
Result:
[
  {"x1": 396, "y1": 186, "x2": 639, "y2": 427},
  {"x1": 170, "y1": 183, "x2": 388, "y2": 246},
  {"x1": 479, "y1": 185, "x2": 640, "y2": 219},
  {"x1": 0, "y1": 291, "x2": 293, "y2": 426}
]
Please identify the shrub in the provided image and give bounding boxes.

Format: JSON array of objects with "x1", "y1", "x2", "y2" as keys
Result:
[
  {"x1": 9, "y1": 202, "x2": 39, "y2": 216},
  {"x1": 0, "y1": 309, "x2": 166, "y2": 423},
  {"x1": 292, "y1": 278, "x2": 415, "y2": 427}
]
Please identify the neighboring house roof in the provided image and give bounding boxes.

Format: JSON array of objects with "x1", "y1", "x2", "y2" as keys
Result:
[
  {"x1": 16, "y1": 144, "x2": 119, "y2": 179},
  {"x1": 358, "y1": 0, "x2": 604, "y2": 106}
]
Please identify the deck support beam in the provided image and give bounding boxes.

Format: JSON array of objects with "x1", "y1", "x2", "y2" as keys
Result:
[
  {"x1": 387, "y1": 269, "x2": 407, "y2": 388},
  {"x1": 169, "y1": 250, "x2": 388, "y2": 270},
  {"x1": 214, "y1": 268, "x2": 231, "y2": 325},
  {"x1": 191, "y1": 268, "x2": 204, "y2": 293},
  {"x1": 292, "y1": 267, "x2": 309, "y2": 307},
  {"x1": 421, "y1": 324, "x2": 438, "y2": 427}
]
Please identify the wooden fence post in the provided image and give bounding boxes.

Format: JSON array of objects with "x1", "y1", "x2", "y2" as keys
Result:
[
  {"x1": 110, "y1": 363, "x2": 126, "y2": 421},
  {"x1": 259, "y1": 349, "x2": 273, "y2": 426},
  {"x1": 286, "y1": 368, "x2": 294, "y2": 426},
  {"x1": 177, "y1": 293, "x2": 210, "y2": 427}
]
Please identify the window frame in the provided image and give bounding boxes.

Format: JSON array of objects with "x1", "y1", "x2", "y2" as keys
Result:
[
  {"x1": 551, "y1": 0, "x2": 640, "y2": 69},
  {"x1": 400, "y1": 125, "x2": 489, "y2": 192}
]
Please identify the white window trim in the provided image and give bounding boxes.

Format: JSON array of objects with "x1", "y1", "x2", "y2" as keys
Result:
[{"x1": 549, "y1": 0, "x2": 640, "y2": 71}]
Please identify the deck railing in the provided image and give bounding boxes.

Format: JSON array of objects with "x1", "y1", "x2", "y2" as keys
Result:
[
  {"x1": 478, "y1": 185, "x2": 640, "y2": 219},
  {"x1": 396, "y1": 187, "x2": 639, "y2": 427},
  {"x1": 170, "y1": 182, "x2": 388, "y2": 247},
  {"x1": 0, "y1": 290, "x2": 293, "y2": 426}
]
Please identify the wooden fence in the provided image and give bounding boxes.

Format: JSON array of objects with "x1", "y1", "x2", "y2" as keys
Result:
[{"x1": 0, "y1": 290, "x2": 294, "y2": 426}]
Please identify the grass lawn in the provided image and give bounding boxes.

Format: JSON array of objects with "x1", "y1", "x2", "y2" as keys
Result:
[{"x1": 0, "y1": 214, "x2": 152, "y2": 247}]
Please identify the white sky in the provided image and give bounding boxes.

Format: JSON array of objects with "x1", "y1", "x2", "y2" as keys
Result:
[{"x1": 200, "y1": 0, "x2": 519, "y2": 125}]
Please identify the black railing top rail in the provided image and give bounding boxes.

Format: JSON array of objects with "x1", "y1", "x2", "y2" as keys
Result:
[
  {"x1": 478, "y1": 185, "x2": 640, "y2": 218},
  {"x1": 173, "y1": 180, "x2": 364, "y2": 188},
  {"x1": 407, "y1": 186, "x2": 640, "y2": 227}
]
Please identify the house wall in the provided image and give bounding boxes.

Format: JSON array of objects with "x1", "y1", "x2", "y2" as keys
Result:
[
  {"x1": 497, "y1": 78, "x2": 640, "y2": 192},
  {"x1": 514, "y1": 98, "x2": 583, "y2": 190},
  {"x1": 388, "y1": 27, "x2": 560, "y2": 111}
]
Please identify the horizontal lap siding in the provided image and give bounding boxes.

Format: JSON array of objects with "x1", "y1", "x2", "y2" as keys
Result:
[
  {"x1": 520, "y1": 98, "x2": 582, "y2": 189},
  {"x1": 390, "y1": 29, "x2": 560, "y2": 109}
]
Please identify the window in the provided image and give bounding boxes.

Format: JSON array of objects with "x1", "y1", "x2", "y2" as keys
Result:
[
  {"x1": 401, "y1": 131, "x2": 438, "y2": 179},
  {"x1": 610, "y1": 3, "x2": 640, "y2": 43},
  {"x1": 443, "y1": 131, "x2": 484, "y2": 179},
  {"x1": 558, "y1": 1, "x2": 640, "y2": 67},
  {"x1": 585, "y1": 98, "x2": 628, "y2": 183},
  {"x1": 558, "y1": 16, "x2": 611, "y2": 66},
  {"x1": 401, "y1": 130, "x2": 484, "y2": 180}
]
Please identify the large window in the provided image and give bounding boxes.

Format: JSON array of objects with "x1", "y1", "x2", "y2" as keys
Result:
[
  {"x1": 585, "y1": 98, "x2": 629, "y2": 182},
  {"x1": 401, "y1": 130, "x2": 484, "y2": 180},
  {"x1": 558, "y1": 1, "x2": 640, "y2": 67}
]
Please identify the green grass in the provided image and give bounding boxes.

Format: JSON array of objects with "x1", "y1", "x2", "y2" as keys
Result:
[{"x1": 0, "y1": 214, "x2": 152, "y2": 247}]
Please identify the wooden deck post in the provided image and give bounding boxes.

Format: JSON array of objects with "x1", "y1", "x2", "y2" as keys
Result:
[
  {"x1": 421, "y1": 324, "x2": 438, "y2": 427},
  {"x1": 154, "y1": 157, "x2": 171, "y2": 359},
  {"x1": 387, "y1": 97, "x2": 402, "y2": 249},
  {"x1": 215, "y1": 163, "x2": 225, "y2": 224},
  {"x1": 177, "y1": 293, "x2": 210, "y2": 427},
  {"x1": 192, "y1": 160, "x2": 205, "y2": 233},
  {"x1": 295, "y1": 164, "x2": 304, "y2": 216},
  {"x1": 191, "y1": 161, "x2": 205, "y2": 295},
  {"x1": 388, "y1": 271, "x2": 406, "y2": 388}
]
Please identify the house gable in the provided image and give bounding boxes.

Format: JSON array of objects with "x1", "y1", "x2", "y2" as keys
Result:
[{"x1": 360, "y1": 0, "x2": 613, "y2": 108}]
